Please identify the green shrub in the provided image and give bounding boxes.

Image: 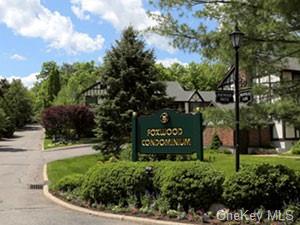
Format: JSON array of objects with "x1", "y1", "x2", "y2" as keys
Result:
[
  {"x1": 290, "y1": 141, "x2": 300, "y2": 154},
  {"x1": 209, "y1": 133, "x2": 222, "y2": 150},
  {"x1": 119, "y1": 143, "x2": 132, "y2": 161},
  {"x1": 54, "y1": 174, "x2": 83, "y2": 192},
  {"x1": 0, "y1": 110, "x2": 16, "y2": 138},
  {"x1": 80, "y1": 162, "x2": 150, "y2": 206},
  {"x1": 284, "y1": 203, "x2": 300, "y2": 223},
  {"x1": 153, "y1": 162, "x2": 225, "y2": 211},
  {"x1": 2, "y1": 118, "x2": 15, "y2": 138},
  {"x1": 223, "y1": 163, "x2": 300, "y2": 210}
]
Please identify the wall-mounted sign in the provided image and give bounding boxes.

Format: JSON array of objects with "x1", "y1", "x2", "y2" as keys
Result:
[
  {"x1": 216, "y1": 90, "x2": 234, "y2": 104},
  {"x1": 240, "y1": 89, "x2": 253, "y2": 103},
  {"x1": 131, "y1": 109, "x2": 203, "y2": 161}
]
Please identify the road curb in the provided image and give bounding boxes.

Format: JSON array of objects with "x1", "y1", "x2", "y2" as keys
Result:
[
  {"x1": 43, "y1": 144, "x2": 93, "y2": 152},
  {"x1": 43, "y1": 164, "x2": 193, "y2": 225}
]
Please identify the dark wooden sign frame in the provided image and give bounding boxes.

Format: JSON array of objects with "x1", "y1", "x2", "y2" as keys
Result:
[{"x1": 131, "y1": 109, "x2": 203, "y2": 161}]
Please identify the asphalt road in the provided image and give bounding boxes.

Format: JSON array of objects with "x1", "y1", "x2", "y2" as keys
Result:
[{"x1": 0, "y1": 125, "x2": 137, "y2": 225}]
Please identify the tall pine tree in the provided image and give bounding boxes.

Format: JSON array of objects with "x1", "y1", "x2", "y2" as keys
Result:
[{"x1": 94, "y1": 26, "x2": 169, "y2": 156}]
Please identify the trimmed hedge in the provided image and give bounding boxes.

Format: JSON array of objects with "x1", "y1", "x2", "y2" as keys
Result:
[
  {"x1": 153, "y1": 162, "x2": 224, "y2": 211},
  {"x1": 80, "y1": 162, "x2": 150, "y2": 206},
  {"x1": 223, "y1": 163, "x2": 300, "y2": 210},
  {"x1": 52, "y1": 161, "x2": 300, "y2": 212},
  {"x1": 55, "y1": 174, "x2": 83, "y2": 192},
  {"x1": 56, "y1": 161, "x2": 224, "y2": 211}
]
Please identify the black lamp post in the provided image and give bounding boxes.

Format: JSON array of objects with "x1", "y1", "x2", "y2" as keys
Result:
[{"x1": 230, "y1": 25, "x2": 244, "y2": 172}]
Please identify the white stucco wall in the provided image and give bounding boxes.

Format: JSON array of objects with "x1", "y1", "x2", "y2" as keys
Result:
[{"x1": 272, "y1": 120, "x2": 283, "y2": 139}]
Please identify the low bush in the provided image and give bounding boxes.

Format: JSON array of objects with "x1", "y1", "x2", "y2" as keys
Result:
[
  {"x1": 284, "y1": 203, "x2": 300, "y2": 224},
  {"x1": 54, "y1": 174, "x2": 84, "y2": 193},
  {"x1": 209, "y1": 133, "x2": 222, "y2": 150},
  {"x1": 1, "y1": 117, "x2": 16, "y2": 138},
  {"x1": 80, "y1": 162, "x2": 150, "y2": 206},
  {"x1": 42, "y1": 105, "x2": 95, "y2": 139},
  {"x1": 153, "y1": 162, "x2": 225, "y2": 211},
  {"x1": 54, "y1": 161, "x2": 224, "y2": 212},
  {"x1": 290, "y1": 141, "x2": 300, "y2": 155},
  {"x1": 223, "y1": 163, "x2": 300, "y2": 210}
]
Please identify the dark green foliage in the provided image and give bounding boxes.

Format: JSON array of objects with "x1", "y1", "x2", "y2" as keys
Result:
[
  {"x1": 47, "y1": 64, "x2": 61, "y2": 103},
  {"x1": 3, "y1": 80, "x2": 33, "y2": 128},
  {"x1": 55, "y1": 174, "x2": 83, "y2": 192},
  {"x1": 38, "y1": 61, "x2": 61, "y2": 105},
  {"x1": 0, "y1": 107, "x2": 15, "y2": 138},
  {"x1": 284, "y1": 203, "x2": 300, "y2": 224},
  {"x1": 1, "y1": 116, "x2": 16, "y2": 138},
  {"x1": 223, "y1": 163, "x2": 300, "y2": 210},
  {"x1": 0, "y1": 79, "x2": 33, "y2": 136},
  {"x1": 80, "y1": 162, "x2": 150, "y2": 206},
  {"x1": 94, "y1": 27, "x2": 170, "y2": 156},
  {"x1": 153, "y1": 162, "x2": 224, "y2": 211},
  {"x1": 290, "y1": 141, "x2": 300, "y2": 155},
  {"x1": 209, "y1": 133, "x2": 222, "y2": 150},
  {"x1": 79, "y1": 162, "x2": 224, "y2": 210},
  {"x1": 51, "y1": 160, "x2": 300, "y2": 213}
]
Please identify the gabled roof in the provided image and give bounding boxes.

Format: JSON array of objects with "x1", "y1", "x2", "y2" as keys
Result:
[
  {"x1": 198, "y1": 91, "x2": 215, "y2": 102},
  {"x1": 217, "y1": 65, "x2": 235, "y2": 89},
  {"x1": 165, "y1": 81, "x2": 214, "y2": 103},
  {"x1": 165, "y1": 81, "x2": 193, "y2": 102}
]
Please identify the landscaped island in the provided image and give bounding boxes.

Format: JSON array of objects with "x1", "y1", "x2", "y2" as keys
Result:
[{"x1": 47, "y1": 150, "x2": 300, "y2": 225}]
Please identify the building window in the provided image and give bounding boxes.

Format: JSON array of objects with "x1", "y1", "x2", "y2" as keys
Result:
[{"x1": 292, "y1": 71, "x2": 300, "y2": 81}]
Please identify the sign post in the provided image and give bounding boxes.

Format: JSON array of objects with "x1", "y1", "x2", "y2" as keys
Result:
[{"x1": 131, "y1": 109, "x2": 203, "y2": 161}]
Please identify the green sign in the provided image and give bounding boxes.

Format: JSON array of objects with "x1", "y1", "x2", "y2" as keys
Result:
[{"x1": 131, "y1": 109, "x2": 203, "y2": 161}]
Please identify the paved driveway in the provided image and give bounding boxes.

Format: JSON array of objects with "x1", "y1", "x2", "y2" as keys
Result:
[{"x1": 0, "y1": 125, "x2": 137, "y2": 225}]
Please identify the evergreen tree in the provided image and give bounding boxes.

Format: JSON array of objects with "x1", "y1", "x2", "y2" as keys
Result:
[
  {"x1": 47, "y1": 63, "x2": 61, "y2": 103},
  {"x1": 94, "y1": 26, "x2": 169, "y2": 156}
]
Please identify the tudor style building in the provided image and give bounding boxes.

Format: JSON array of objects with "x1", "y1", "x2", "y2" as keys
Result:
[
  {"x1": 253, "y1": 58, "x2": 300, "y2": 151},
  {"x1": 80, "y1": 58, "x2": 300, "y2": 152},
  {"x1": 218, "y1": 58, "x2": 300, "y2": 151},
  {"x1": 80, "y1": 80, "x2": 215, "y2": 113}
]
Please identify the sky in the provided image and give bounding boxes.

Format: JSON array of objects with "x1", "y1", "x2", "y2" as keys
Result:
[{"x1": 0, "y1": 0, "x2": 204, "y2": 88}]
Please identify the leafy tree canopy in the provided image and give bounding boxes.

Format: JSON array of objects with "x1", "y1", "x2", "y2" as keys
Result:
[
  {"x1": 150, "y1": 0, "x2": 300, "y2": 131},
  {"x1": 149, "y1": 0, "x2": 300, "y2": 78},
  {"x1": 32, "y1": 61, "x2": 100, "y2": 116},
  {"x1": 156, "y1": 61, "x2": 226, "y2": 90}
]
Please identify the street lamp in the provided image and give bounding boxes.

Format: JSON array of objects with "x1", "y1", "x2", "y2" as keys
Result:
[{"x1": 230, "y1": 25, "x2": 244, "y2": 172}]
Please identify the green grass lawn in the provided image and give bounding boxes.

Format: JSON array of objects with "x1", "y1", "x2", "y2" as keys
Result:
[
  {"x1": 44, "y1": 137, "x2": 98, "y2": 150},
  {"x1": 47, "y1": 151, "x2": 300, "y2": 187}
]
